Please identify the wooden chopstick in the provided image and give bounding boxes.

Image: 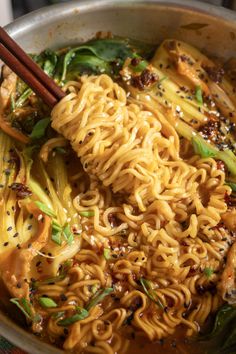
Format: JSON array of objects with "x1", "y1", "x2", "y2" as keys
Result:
[{"x1": 0, "y1": 26, "x2": 65, "y2": 108}]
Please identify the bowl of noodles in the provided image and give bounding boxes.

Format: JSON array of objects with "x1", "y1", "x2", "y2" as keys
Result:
[{"x1": 1, "y1": 0, "x2": 236, "y2": 353}]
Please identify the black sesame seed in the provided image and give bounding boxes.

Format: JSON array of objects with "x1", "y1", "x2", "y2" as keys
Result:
[
  {"x1": 6, "y1": 211, "x2": 10, "y2": 216},
  {"x1": 60, "y1": 294, "x2": 68, "y2": 301},
  {"x1": 7, "y1": 226, "x2": 12, "y2": 232},
  {"x1": 27, "y1": 225, "x2": 33, "y2": 231},
  {"x1": 16, "y1": 244, "x2": 21, "y2": 249},
  {"x1": 36, "y1": 261, "x2": 41, "y2": 267},
  {"x1": 13, "y1": 232, "x2": 19, "y2": 238},
  {"x1": 3, "y1": 242, "x2": 9, "y2": 246}
]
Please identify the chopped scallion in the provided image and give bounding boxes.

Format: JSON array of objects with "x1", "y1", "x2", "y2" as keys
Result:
[
  {"x1": 35, "y1": 201, "x2": 56, "y2": 218},
  {"x1": 78, "y1": 210, "x2": 95, "y2": 217},
  {"x1": 10, "y1": 298, "x2": 32, "y2": 319},
  {"x1": 39, "y1": 297, "x2": 57, "y2": 308},
  {"x1": 195, "y1": 85, "x2": 203, "y2": 105},
  {"x1": 58, "y1": 307, "x2": 89, "y2": 326},
  {"x1": 203, "y1": 267, "x2": 214, "y2": 278},
  {"x1": 63, "y1": 223, "x2": 74, "y2": 245},
  {"x1": 86, "y1": 288, "x2": 113, "y2": 311},
  {"x1": 140, "y1": 278, "x2": 164, "y2": 309},
  {"x1": 103, "y1": 248, "x2": 111, "y2": 260}
]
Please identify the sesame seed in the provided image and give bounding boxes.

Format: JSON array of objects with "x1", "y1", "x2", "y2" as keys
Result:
[
  {"x1": 3, "y1": 242, "x2": 9, "y2": 247},
  {"x1": 7, "y1": 226, "x2": 12, "y2": 232},
  {"x1": 13, "y1": 232, "x2": 19, "y2": 238},
  {"x1": 27, "y1": 225, "x2": 32, "y2": 231}
]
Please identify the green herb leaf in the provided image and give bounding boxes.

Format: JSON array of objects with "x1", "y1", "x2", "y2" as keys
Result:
[
  {"x1": 192, "y1": 135, "x2": 217, "y2": 158},
  {"x1": 203, "y1": 267, "x2": 214, "y2": 278},
  {"x1": 103, "y1": 248, "x2": 111, "y2": 260},
  {"x1": 195, "y1": 85, "x2": 203, "y2": 105},
  {"x1": 86, "y1": 288, "x2": 113, "y2": 311},
  {"x1": 29, "y1": 118, "x2": 50, "y2": 140},
  {"x1": 78, "y1": 210, "x2": 95, "y2": 217},
  {"x1": 35, "y1": 201, "x2": 56, "y2": 218},
  {"x1": 140, "y1": 278, "x2": 164, "y2": 309},
  {"x1": 15, "y1": 88, "x2": 32, "y2": 107},
  {"x1": 58, "y1": 307, "x2": 89, "y2": 326},
  {"x1": 181, "y1": 23, "x2": 209, "y2": 30},
  {"x1": 39, "y1": 297, "x2": 57, "y2": 308},
  {"x1": 10, "y1": 298, "x2": 32, "y2": 320},
  {"x1": 63, "y1": 223, "x2": 74, "y2": 245}
]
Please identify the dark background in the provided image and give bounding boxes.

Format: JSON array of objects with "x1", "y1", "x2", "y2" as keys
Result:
[{"x1": 10, "y1": 0, "x2": 236, "y2": 18}]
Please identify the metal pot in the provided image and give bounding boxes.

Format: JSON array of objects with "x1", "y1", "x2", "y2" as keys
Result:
[{"x1": 1, "y1": 1, "x2": 236, "y2": 353}]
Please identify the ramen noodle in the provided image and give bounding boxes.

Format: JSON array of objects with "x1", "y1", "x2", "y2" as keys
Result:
[{"x1": 0, "y1": 38, "x2": 236, "y2": 354}]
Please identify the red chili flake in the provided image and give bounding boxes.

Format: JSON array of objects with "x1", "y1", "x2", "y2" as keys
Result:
[
  {"x1": 131, "y1": 69, "x2": 158, "y2": 90},
  {"x1": 9, "y1": 183, "x2": 32, "y2": 199},
  {"x1": 216, "y1": 160, "x2": 226, "y2": 172}
]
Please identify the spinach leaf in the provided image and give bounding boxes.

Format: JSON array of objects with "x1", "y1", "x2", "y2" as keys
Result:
[
  {"x1": 66, "y1": 54, "x2": 111, "y2": 80},
  {"x1": 61, "y1": 39, "x2": 135, "y2": 81}
]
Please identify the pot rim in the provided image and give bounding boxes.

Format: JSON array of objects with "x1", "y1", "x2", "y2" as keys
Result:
[
  {"x1": 1, "y1": 0, "x2": 236, "y2": 353},
  {"x1": 5, "y1": 0, "x2": 236, "y2": 37}
]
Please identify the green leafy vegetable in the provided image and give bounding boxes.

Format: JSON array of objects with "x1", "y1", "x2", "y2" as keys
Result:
[
  {"x1": 203, "y1": 267, "x2": 214, "y2": 278},
  {"x1": 15, "y1": 88, "x2": 32, "y2": 107},
  {"x1": 43, "y1": 50, "x2": 58, "y2": 77},
  {"x1": 206, "y1": 305, "x2": 236, "y2": 339},
  {"x1": 86, "y1": 288, "x2": 113, "y2": 311},
  {"x1": 192, "y1": 135, "x2": 217, "y2": 158},
  {"x1": 10, "y1": 298, "x2": 40, "y2": 322},
  {"x1": 39, "y1": 297, "x2": 57, "y2": 308},
  {"x1": 140, "y1": 278, "x2": 164, "y2": 309},
  {"x1": 52, "y1": 222, "x2": 62, "y2": 246},
  {"x1": 29, "y1": 118, "x2": 50, "y2": 139},
  {"x1": 78, "y1": 210, "x2": 95, "y2": 217},
  {"x1": 58, "y1": 307, "x2": 89, "y2": 326},
  {"x1": 35, "y1": 201, "x2": 56, "y2": 218},
  {"x1": 61, "y1": 38, "x2": 135, "y2": 81},
  {"x1": 63, "y1": 223, "x2": 74, "y2": 245},
  {"x1": 195, "y1": 85, "x2": 203, "y2": 105}
]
